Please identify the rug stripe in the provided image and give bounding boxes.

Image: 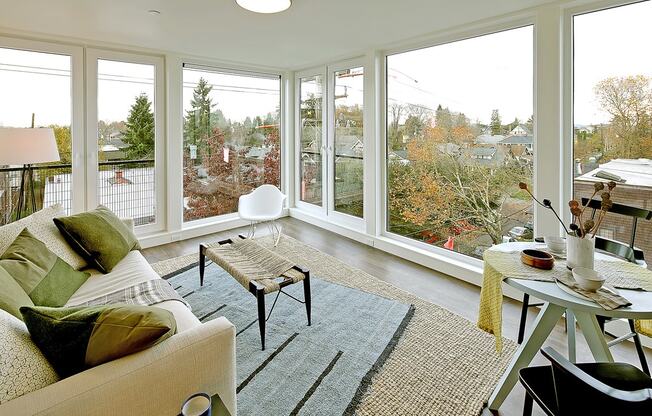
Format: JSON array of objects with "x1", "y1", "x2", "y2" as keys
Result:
[
  {"x1": 237, "y1": 333, "x2": 299, "y2": 393},
  {"x1": 160, "y1": 261, "x2": 200, "y2": 280},
  {"x1": 182, "y1": 290, "x2": 195, "y2": 298},
  {"x1": 289, "y1": 351, "x2": 344, "y2": 416},
  {"x1": 343, "y1": 305, "x2": 416, "y2": 415},
  {"x1": 199, "y1": 304, "x2": 226, "y2": 322},
  {"x1": 236, "y1": 320, "x2": 258, "y2": 336}
]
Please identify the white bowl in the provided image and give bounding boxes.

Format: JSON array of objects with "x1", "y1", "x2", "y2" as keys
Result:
[
  {"x1": 544, "y1": 236, "x2": 566, "y2": 253},
  {"x1": 572, "y1": 267, "x2": 605, "y2": 292}
]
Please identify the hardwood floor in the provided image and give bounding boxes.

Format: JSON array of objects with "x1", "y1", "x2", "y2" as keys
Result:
[{"x1": 143, "y1": 217, "x2": 651, "y2": 416}]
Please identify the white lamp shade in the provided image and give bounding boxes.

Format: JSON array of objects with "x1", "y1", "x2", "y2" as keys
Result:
[
  {"x1": 0, "y1": 128, "x2": 61, "y2": 166},
  {"x1": 236, "y1": 0, "x2": 291, "y2": 13}
]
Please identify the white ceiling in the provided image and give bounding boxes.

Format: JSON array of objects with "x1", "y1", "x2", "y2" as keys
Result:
[{"x1": 0, "y1": 0, "x2": 560, "y2": 70}]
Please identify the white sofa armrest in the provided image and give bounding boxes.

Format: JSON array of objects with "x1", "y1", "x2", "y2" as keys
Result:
[{"x1": 0, "y1": 317, "x2": 237, "y2": 416}]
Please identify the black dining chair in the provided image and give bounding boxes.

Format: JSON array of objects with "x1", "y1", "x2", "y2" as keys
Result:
[
  {"x1": 519, "y1": 347, "x2": 652, "y2": 416},
  {"x1": 516, "y1": 198, "x2": 651, "y2": 375}
]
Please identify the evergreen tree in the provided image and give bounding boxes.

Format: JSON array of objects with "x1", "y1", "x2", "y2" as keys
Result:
[
  {"x1": 490, "y1": 109, "x2": 502, "y2": 135},
  {"x1": 122, "y1": 94, "x2": 155, "y2": 159},
  {"x1": 184, "y1": 78, "x2": 214, "y2": 152}
]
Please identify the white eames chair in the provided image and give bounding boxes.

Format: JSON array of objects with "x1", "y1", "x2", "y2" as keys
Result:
[{"x1": 238, "y1": 184, "x2": 286, "y2": 246}]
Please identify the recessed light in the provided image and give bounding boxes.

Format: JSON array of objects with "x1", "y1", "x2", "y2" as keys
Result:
[
  {"x1": 148, "y1": 9, "x2": 161, "y2": 16},
  {"x1": 236, "y1": 0, "x2": 291, "y2": 14}
]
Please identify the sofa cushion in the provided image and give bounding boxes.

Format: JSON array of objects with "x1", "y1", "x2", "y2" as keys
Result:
[
  {"x1": 0, "y1": 309, "x2": 59, "y2": 404},
  {"x1": 21, "y1": 304, "x2": 176, "y2": 378},
  {"x1": 68, "y1": 251, "x2": 201, "y2": 332},
  {"x1": 54, "y1": 205, "x2": 140, "y2": 273},
  {"x1": 0, "y1": 266, "x2": 34, "y2": 320},
  {"x1": 1, "y1": 229, "x2": 89, "y2": 307},
  {"x1": 0, "y1": 205, "x2": 87, "y2": 271}
]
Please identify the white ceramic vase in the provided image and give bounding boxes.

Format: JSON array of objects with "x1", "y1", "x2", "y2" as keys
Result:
[{"x1": 566, "y1": 234, "x2": 595, "y2": 270}]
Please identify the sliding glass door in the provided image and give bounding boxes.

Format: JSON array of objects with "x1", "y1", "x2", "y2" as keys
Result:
[{"x1": 296, "y1": 60, "x2": 366, "y2": 226}]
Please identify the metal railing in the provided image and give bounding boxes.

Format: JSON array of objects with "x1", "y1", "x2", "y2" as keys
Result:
[{"x1": 0, "y1": 159, "x2": 155, "y2": 226}]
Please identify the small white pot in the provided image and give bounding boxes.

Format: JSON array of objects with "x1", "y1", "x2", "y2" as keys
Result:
[{"x1": 566, "y1": 234, "x2": 595, "y2": 270}]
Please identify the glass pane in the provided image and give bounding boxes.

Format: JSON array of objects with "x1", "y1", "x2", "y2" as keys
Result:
[
  {"x1": 299, "y1": 75, "x2": 323, "y2": 206},
  {"x1": 573, "y1": 2, "x2": 652, "y2": 267},
  {"x1": 334, "y1": 67, "x2": 364, "y2": 217},
  {"x1": 182, "y1": 68, "x2": 281, "y2": 222},
  {"x1": 97, "y1": 59, "x2": 156, "y2": 226},
  {"x1": 0, "y1": 47, "x2": 72, "y2": 224},
  {"x1": 386, "y1": 26, "x2": 534, "y2": 259}
]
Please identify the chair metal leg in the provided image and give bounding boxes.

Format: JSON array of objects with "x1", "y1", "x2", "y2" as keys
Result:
[
  {"x1": 303, "y1": 272, "x2": 311, "y2": 326},
  {"x1": 518, "y1": 293, "x2": 530, "y2": 344},
  {"x1": 522, "y1": 391, "x2": 533, "y2": 416},
  {"x1": 628, "y1": 319, "x2": 650, "y2": 376},
  {"x1": 256, "y1": 288, "x2": 266, "y2": 351}
]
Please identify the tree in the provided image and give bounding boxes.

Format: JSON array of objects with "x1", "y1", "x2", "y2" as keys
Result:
[
  {"x1": 388, "y1": 103, "x2": 405, "y2": 150},
  {"x1": 263, "y1": 128, "x2": 281, "y2": 186},
  {"x1": 490, "y1": 109, "x2": 502, "y2": 135},
  {"x1": 49, "y1": 125, "x2": 72, "y2": 164},
  {"x1": 184, "y1": 78, "x2": 214, "y2": 152},
  {"x1": 594, "y1": 75, "x2": 652, "y2": 159},
  {"x1": 122, "y1": 94, "x2": 155, "y2": 159}
]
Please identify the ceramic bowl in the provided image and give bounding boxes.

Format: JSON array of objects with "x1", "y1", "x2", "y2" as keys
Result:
[
  {"x1": 572, "y1": 267, "x2": 605, "y2": 292},
  {"x1": 544, "y1": 236, "x2": 566, "y2": 253}
]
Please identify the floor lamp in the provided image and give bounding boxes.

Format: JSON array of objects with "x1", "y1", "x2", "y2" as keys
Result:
[{"x1": 0, "y1": 128, "x2": 60, "y2": 219}]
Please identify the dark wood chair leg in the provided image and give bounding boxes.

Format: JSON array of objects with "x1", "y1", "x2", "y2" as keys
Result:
[
  {"x1": 522, "y1": 391, "x2": 533, "y2": 416},
  {"x1": 303, "y1": 273, "x2": 311, "y2": 326},
  {"x1": 518, "y1": 293, "x2": 530, "y2": 344},
  {"x1": 199, "y1": 244, "x2": 206, "y2": 286},
  {"x1": 257, "y1": 288, "x2": 266, "y2": 351},
  {"x1": 628, "y1": 319, "x2": 650, "y2": 376}
]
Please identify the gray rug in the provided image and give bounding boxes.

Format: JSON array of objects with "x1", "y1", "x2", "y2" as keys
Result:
[{"x1": 162, "y1": 262, "x2": 414, "y2": 416}]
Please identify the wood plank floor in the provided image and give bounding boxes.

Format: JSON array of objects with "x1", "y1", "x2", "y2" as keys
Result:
[{"x1": 143, "y1": 217, "x2": 651, "y2": 416}]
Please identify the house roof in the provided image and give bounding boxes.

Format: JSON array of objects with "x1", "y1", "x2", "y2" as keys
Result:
[
  {"x1": 500, "y1": 135, "x2": 533, "y2": 145},
  {"x1": 471, "y1": 147, "x2": 497, "y2": 157},
  {"x1": 475, "y1": 134, "x2": 504, "y2": 145}
]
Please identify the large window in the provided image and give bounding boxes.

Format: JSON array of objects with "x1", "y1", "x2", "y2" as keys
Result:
[
  {"x1": 96, "y1": 59, "x2": 157, "y2": 226},
  {"x1": 334, "y1": 67, "x2": 364, "y2": 217},
  {"x1": 572, "y1": 1, "x2": 652, "y2": 265},
  {"x1": 299, "y1": 75, "x2": 324, "y2": 206},
  {"x1": 386, "y1": 26, "x2": 534, "y2": 259},
  {"x1": 0, "y1": 47, "x2": 73, "y2": 223},
  {"x1": 182, "y1": 66, "x2": 281, "y2": 222}
]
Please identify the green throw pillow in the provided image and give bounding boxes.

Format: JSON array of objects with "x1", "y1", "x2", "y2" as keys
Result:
[
  {"x1": 53, "y1": 205, "x2": 141, "y2": 273},
  {"x1": 21, "y1": 304, "x2": 177, "y2": 378},
  {"x1": 0, "y1": 228, "x2": 89, "y2": 307},
  {"x1": 0, "y1": 265, "x2": 34, "y2": 320}
]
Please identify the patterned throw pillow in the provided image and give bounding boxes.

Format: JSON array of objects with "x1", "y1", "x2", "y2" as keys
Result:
[
  {"x1": 0, "y1": 229, "x2": 89, "y2": 307},
  {"x1": 53, "y1": 205, "x2": 141, "y2": 273},
  {"x1": 0, "y1": 266, "x2": 34, "y2": 320},
  {"x1": 21, "y1": 305, "x2": 176, "y2": 378},
  {"x1": 0, "y1": 309, "x2": 59, "y2": 404},
  {"x1": 0, "y1": 205, "x2": 87, "y2": 271}
]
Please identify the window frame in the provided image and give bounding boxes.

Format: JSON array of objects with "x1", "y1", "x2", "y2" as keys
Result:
[
  {"x1": 179, "y1": 62, "x2": 284, "y2": 226},
  {"x1": 85, "y1": 48, "x2": 166, "y2": 234},
  {"x1": 0, "y1": 36, "x2": 85, "y2": 215}
]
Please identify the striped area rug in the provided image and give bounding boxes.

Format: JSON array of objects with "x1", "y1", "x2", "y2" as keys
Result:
[{"x1": 161, "y1": 261, "x2": 413, "y2": 415}]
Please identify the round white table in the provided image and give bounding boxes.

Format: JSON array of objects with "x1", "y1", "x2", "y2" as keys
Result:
[{"x1": 486, "y1": 242, "x2": 652, "y2": 411}]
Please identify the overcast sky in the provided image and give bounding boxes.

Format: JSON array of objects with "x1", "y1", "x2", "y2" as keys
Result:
[{"x1": 0, "y1": 1, "x2": 649, "y2": 129}]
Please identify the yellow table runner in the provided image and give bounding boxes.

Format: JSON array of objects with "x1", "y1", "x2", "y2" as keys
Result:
[{"x1": 477, "y1": 249, "x2": 652, "y2": 352}]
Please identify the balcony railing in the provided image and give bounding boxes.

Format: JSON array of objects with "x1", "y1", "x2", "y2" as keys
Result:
[{"x1": 0, "y1": 159, "x2": 155, "y2": 226}]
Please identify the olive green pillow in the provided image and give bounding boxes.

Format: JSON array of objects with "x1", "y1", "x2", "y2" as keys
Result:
[
  {"x1": 0, "y1": 265, "x2": 34, "y2": 320},
  {"x1": 0, "y1": 228, "x2": 89, "y2": 307},
  {"x1": 21, "y1": 304, "x2": 176, "y2": 378},
  {"x1": 53, "y1": 205, "x2": 141, "y2": 273}
]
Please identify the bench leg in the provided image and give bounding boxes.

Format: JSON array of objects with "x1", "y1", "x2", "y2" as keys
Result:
[
  {"x1": 199, "y1": 244, "x2": 206, "y2": 287},
  {"x1": 257, "y1": 288, "x2": 266, "y2": 351},
  {"x1": 303, "y1": 273, "x2": 311, "y2": 326}
]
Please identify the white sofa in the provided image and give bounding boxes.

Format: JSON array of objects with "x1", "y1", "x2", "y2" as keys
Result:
[{"x1": 0, "y1": 206, "x2": 237, "y2": 416}]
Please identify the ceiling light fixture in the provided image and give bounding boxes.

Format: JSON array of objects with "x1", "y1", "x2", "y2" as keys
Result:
[{"x1": 236, "y1": 0, "x2": 291, "y2": 14}]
